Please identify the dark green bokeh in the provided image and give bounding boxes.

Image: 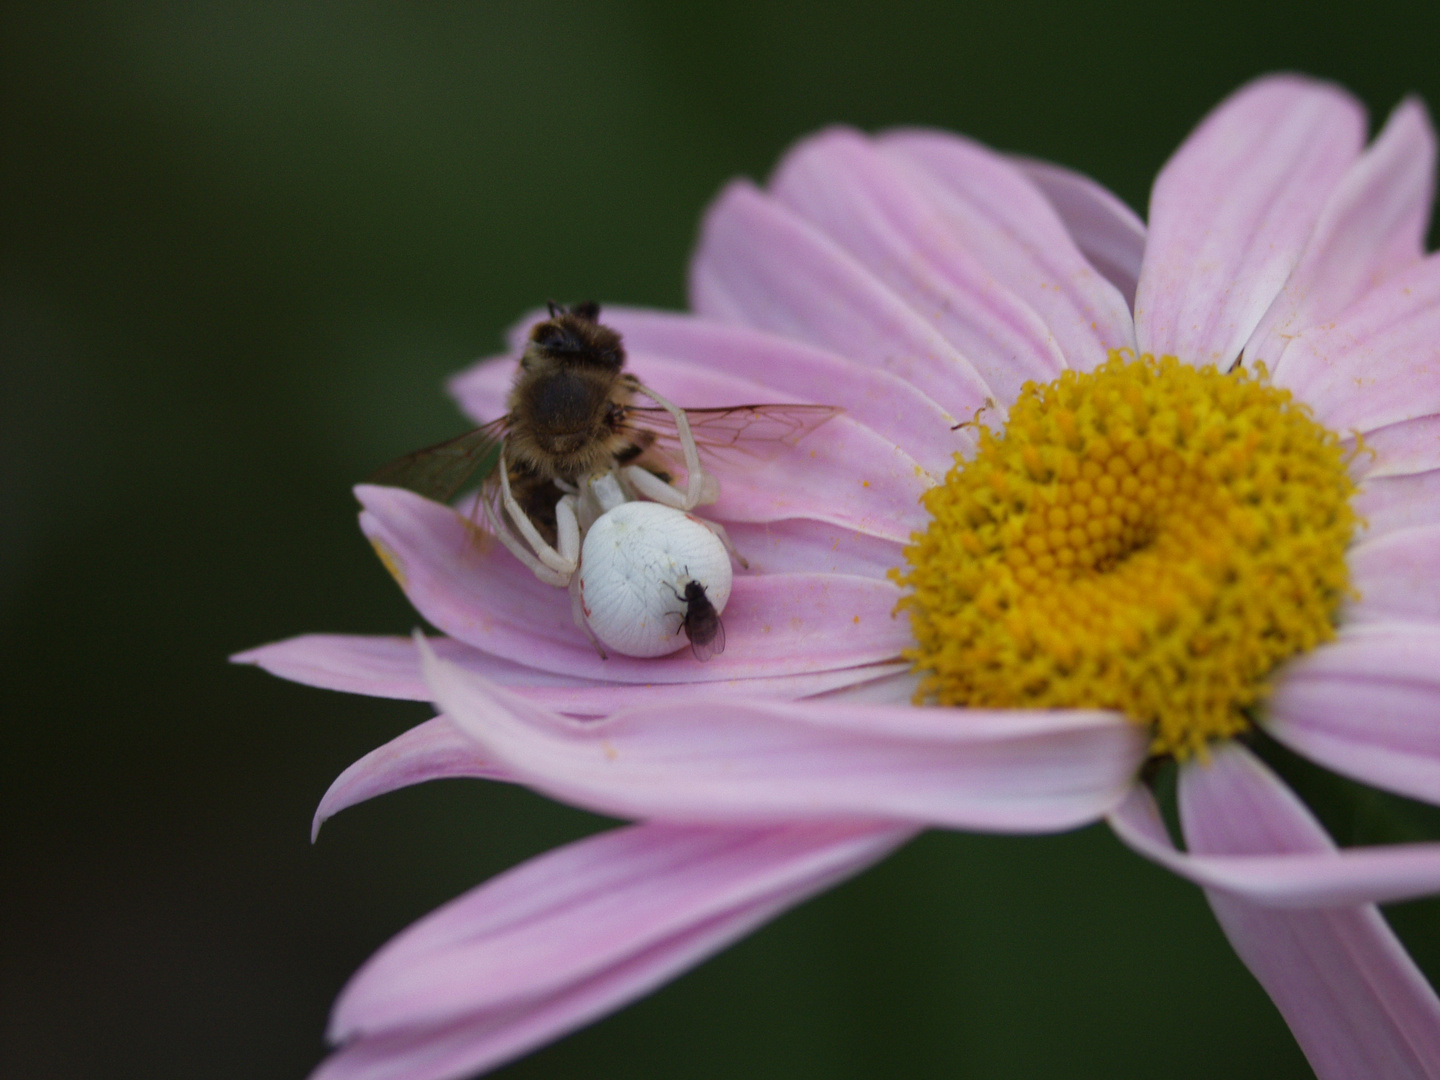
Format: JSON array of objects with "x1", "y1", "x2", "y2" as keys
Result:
[{"x1": 5, "y1": 2, "x2": 1440, "y2": 1076}]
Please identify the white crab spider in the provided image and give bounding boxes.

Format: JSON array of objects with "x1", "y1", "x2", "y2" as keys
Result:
[
  {"x1": 576, "y1": 501, "x2": 733, "y2": 660},
  {"x1": 480, "y1": 462, "x2": 741, "y2": 657}
]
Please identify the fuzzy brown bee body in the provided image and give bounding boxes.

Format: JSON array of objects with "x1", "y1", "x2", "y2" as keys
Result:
[
  {"x1": 502, "y1": 302, "x2": 641, "y2": 483},
  {"x1": 371, "y1": 304, "x2": 657, "y2": 501},
  {"x1": 369, "y1": 302, "x2": 646, "y2": 548},
  {"x1": 368, "y1": 301, "x2": 841, "y2": 586}
]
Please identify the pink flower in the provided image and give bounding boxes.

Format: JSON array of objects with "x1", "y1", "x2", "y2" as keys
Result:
[{"x1": 238, "y1": 74, "x2": 1440, "y2": 1080}]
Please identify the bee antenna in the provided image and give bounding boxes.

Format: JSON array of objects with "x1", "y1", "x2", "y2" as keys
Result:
[
  {"x1": 571, "y1": 300, "x2": 601, "y2": 322},
  {"x1": 546, "y1": 300, "x2": 562, "y2": 319}
]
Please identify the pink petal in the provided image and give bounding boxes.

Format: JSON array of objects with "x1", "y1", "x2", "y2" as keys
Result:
[
  {"x1": 233, "y1": 634, "x2": 595, "y2": 702},
  {"x1": 1204, "y1": 902, "x2": 1440, "y2": 1080},
  {"x1": 810, "y1": 666, "x2": 921, "y2": 705},
  {"x1": 313, "y1": 716, "x2": 513, "y2": 841},
  {"x1": 239, "y1": 629, "x2": 910, "y2": 717},
  {"x1": 615, "y1": 359, "x2": 932, "y2": 537},
  {"x1": 1181, "y1": 744, "x2": 1440, "y2": 1080},
  {"x1": 419, "y1": 635, "x2": 1147, "y2": 831},
  {"x1": 878, "y1": 129, "x2": 1137, "y2": 371},
  {"x1": 766, "y1": 128, "x2": 1067, "y2": 402},
  {"x1": 357, "y1": 485, "x2": 912, "y2": 684},
  {"x1": 262, "y1": 658, "x2": 912, "y2": 851},
  {"x1": 604, "y1": 308, "x2": 966, "y2": 474},
  {"x1": 316, "y1": 822, "x2": 912, "y2": 1080},
  {"x1": 1272, "y1": 253, "x2": 1440, "y2": 435},
  {"x1": 1249, "y1": 97, "x2": 1436, "y2": 369},
  {"x1": 688, "y1": 178, "x2": 996, "y2": 420},
  {"x1": 713, "y1": 518, "x2": 902, "y2": 578},
  {"x1": 510, "y1": 665, "x2": 923, "y2": 718},
  {"x1": 1349, "y1": 415, "x2": 1440, "y2": 480},
  {"x1": 1349, "y1": 525, "x2": 1440, "y2": 624},
  {"x1": 1109, "y1": 768, "x2": 1440, "y2": 907},
  {"x1": 1014, "y1": 156, "x2": 1147, "y2": 310},
  {"x1": 329, "y1": 822, "x2": 909, "y2": 1039},
  {"x1": 1135, "y1": 75, "x2": 1366, "y2": 367},
  {"x1": 447, "y1": 348, "x2": 932, "y2": 541},
  {"x1": 1267, "y1": 621, "x2": 1440, "y2": 806},
  {"x1": 1354, "y1": 468, "x2": 1440, "y2": 539},
  {"x1": 446, "y1": 352, "x2": 508, "y2": 419},
  {"x1": 318, "y1": 913, "x2": 774, "y2": 1080}
]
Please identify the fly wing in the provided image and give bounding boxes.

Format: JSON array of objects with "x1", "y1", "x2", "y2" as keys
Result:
[
  {"x1": 627, "y1": 403, "x2": 842, "y2": 465},
  {"x1": 689, "y1": 614, "x2": 725, "y2": 662},
  {"x1": 367, "y1": 417, "x2": 507, "y2": 503}
]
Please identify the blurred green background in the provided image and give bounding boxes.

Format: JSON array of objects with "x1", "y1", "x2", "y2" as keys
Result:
[{"x1": 5, "y1": 1, "x2": 1440, "y2": 1077}]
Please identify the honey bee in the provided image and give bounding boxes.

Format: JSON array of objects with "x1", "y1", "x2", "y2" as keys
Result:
[
  {"x1": 669, "y1": 578, "x2": 726, "y2": 662},
  {"x1": 369, "y1": 301, "x2": 840, "y2": 587}
]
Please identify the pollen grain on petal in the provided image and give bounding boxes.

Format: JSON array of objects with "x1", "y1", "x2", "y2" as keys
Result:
[{"x1": 894, "y1": 353, "x2": 1357, "y2": 758}]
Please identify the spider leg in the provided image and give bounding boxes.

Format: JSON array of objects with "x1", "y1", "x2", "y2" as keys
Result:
[
  {"x1": 498, "y1": 446, "x2": 577, "y2": 579},
  {"x1": 569, "y1": 570, "x2": 607, "y2": 659},
  {"x1": 633, "y1": 382, "x2": 715, "y2": 509},
  {"x1": 691, "y1": 515, "x2": 749, "y2": 569},
  {"x1": 555, "y1": 495, "x2": 581, "y2": 569},
  {"x1": 481, "y1": 495, "x2": 568, "y2": 586},
  {"x1": 623, "y1": 464, "x2": 691, "y2": 509}
]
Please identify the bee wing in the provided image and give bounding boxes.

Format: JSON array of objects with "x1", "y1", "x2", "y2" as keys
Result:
[
  {"x1": 628, "y1": 403, "x2": 842, "y2": 464},
  {"x1": 689, "y1": 614, "x2": 726, "y2": 662},
  {"x1": 367, "y1": 417, "x2": 508, "y2": 504}
]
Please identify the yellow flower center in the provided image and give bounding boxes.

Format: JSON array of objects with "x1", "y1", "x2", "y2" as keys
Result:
[{"x1": 894, "y1": 353, "x2": 1357, "y2": 758}]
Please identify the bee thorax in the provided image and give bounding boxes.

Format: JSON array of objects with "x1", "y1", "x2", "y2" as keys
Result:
[{"x1": 530, "y1": 371, "x2": 597, "y2": 431}]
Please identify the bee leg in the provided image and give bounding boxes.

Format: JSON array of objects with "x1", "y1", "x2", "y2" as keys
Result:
[
  {"x1": 498, "y1": 447, "x2": 577, "y2": 581},
  {"x1": 633, "y1": 382, "x2": 715, "y2": 510}
]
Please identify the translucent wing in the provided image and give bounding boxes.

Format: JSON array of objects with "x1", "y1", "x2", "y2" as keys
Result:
[
  {"x1": 627, "y1": 403, "x2": 842, "y2": 462},
  {"x1": 689, "y1": 615, "x2": 725, "y2": 662},
  {"x1": 367, "y1": 417, "x2": 507, "y2": 503}
]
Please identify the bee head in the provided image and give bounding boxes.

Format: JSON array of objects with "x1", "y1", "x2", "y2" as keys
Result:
[
  {"x1": 507, "y1": 301, "x2": 633, "y2": 477},
  {"x1": 530, "y1": 303, "x2": 624, "y2": 371}
]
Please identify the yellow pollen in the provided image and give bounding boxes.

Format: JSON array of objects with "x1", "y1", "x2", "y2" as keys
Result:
[
  {"x1": 369, "y1": 537, "x2": 407, "y2": 588},
  {"x1": 893, "y1": 353, "x2": 1357, "y2": 758}
]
